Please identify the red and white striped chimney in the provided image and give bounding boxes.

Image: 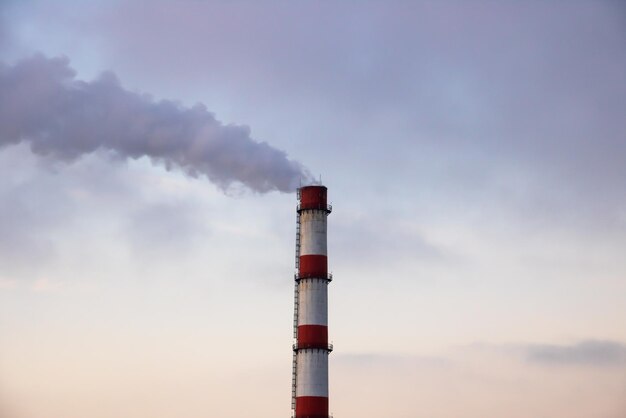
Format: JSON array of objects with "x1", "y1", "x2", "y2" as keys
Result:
[{"x1": 292, "y1": 185, "x2": 332, "y2": 418}]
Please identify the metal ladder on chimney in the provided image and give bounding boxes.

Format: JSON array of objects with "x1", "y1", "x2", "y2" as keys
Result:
[{"x1": 291, "y1": 191, "x2": 301, "y2": 414}]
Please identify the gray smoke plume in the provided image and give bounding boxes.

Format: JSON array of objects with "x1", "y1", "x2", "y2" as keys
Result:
[{"x1": 0, "y1": 54, "x2": 311, "y2": 192}]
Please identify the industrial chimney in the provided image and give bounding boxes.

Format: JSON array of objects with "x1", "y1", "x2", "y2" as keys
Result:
[{"x1": 291, "y1": 185, "x2": 333, "y2": 418}]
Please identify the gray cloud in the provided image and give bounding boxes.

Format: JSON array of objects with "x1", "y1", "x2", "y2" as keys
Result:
[
  {"x1": 526, "y1": 340, "x2": 626, "y2": 367},
  {"x1": 0, "y1": 54, "x2": 311, "y2": 193},
  {"x1": 70, "y1": 1, "x2": 625, "y2": 226}
]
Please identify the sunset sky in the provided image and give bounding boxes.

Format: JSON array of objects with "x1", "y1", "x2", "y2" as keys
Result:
[{"x1": 1, "y1": 1, "x2": 625, "y2": 417}]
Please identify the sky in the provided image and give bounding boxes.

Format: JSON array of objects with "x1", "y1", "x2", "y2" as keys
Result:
[{"x1": 1, "y1": 1, "x2": 625, "y2": 417}]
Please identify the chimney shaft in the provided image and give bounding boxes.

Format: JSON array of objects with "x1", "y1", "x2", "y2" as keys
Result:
[{"x1": 292, "y1": 185, "x2": 332, "y2": 418}]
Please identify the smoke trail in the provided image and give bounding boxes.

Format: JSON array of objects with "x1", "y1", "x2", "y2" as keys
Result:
[{"x1": 0, "y1": 54, "x2": 311, "y2": 192}]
